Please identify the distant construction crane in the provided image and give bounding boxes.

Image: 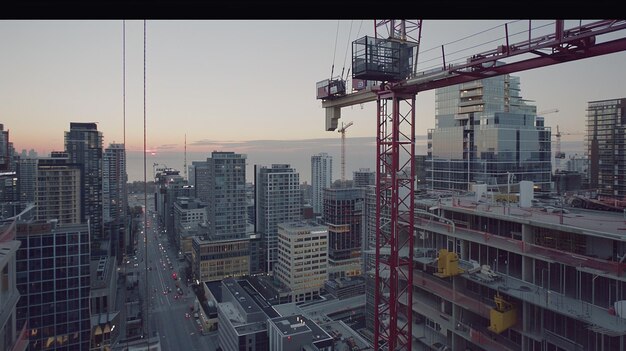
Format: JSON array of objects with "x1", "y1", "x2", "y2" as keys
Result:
[
  {"x1": 554, "y1": 125, "x2": 566, "y2": 171},
  {"x1": 537, "y1": 109, "x2": 562, "y2": 171},
  {"x1": 338, "y1": 121, "x2": 353, "y2": 183},
  {"x1": 554, "y1": 126, "x2": 585, "y2": 172}
]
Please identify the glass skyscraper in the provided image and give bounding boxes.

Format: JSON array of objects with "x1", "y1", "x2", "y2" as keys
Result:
[
  {"x1": 254, "y1": 164, "x2": 301, "y2": 273},
  {"x1": 322, "y1": 186, "x2": 363, "y2": 279},
  {"x1": 64, "y1": 123, "x2": 103, "y2": 240},
  {"x1": 196, "y1": 152, "x2": 247, "y2": 240},
  {"x1": 103, "y1": 143, "x2": 127, "y2": 260},
  {"x1": 16, "y1": 221, "x2": 91, "y2": 350},
  {"x1": 311, "y1": 153, "x2": 332, "y2": 215},
  {"x1": 427, "y1": 74, "x2": 551, "y2": 191}
]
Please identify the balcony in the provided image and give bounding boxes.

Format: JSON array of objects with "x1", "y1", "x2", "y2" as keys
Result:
[
  {"x1": 460, "y1": 88, "x2": 483, "y2": 98},
  {"x1": 458, "y1": 105, "x2": 484, "y2": 114}
]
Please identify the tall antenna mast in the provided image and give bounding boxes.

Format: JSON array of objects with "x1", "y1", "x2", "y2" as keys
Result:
[{"x1": 184, "y1": 133, "x2": 187, "y2": 180}]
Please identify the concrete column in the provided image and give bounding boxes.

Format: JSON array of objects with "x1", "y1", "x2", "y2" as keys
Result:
[{"x1": 522, "y1": 224, "x2": 533, "y2": 283}]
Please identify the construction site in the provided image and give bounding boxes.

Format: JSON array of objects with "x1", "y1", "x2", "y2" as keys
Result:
[
  {"x1": 317, "y1": 20, "x2": 626, "y2": 351},
  {"x1": 403, "y1": 188, "x2": 626, "y2": 350}
]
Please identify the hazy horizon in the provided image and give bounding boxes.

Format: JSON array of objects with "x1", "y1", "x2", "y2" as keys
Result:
[
  {"x1": 123, "y1": 136, "x2": 585, "y2": 184},
  {"x1": 2, "y1": 20, "x2": 622, "y2": 158}
]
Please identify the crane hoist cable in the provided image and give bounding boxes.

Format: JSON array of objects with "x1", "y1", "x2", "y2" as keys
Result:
[
  {"x1": 345, "y1": 20, "x2": 364, "y2": 85},
  {"x1": 340, "y1": 20, "x2": 354, "y2": 81},
  {"x1": 330, "y1": 20, "x2": 340, "y2": 80}
]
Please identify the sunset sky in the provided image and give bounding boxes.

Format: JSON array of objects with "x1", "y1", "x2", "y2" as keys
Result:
[{"x1": 1, "y1": 20, "x2": 624, "y2": 181}]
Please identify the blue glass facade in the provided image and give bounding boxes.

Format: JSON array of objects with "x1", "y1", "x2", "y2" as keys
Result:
[
  {"x1": 15, "y1": 222, "x2": 91, "y2": 350},
  {"x1": 428, "y1": 75, "x2": 552, "y2": 191}
]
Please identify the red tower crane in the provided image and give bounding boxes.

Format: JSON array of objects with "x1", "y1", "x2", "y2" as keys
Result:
[{"x1": 317, "y1": 20, "x2": 626, "y2": 351}]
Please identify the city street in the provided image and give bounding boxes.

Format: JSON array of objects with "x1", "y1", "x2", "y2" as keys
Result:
[{"x1": 124, "y1": 194, "x2": 218, "y2": 350}]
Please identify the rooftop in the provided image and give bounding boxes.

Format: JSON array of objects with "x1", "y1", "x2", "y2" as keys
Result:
[
  {"x1": 278, "y1": 220, "x2": 328, "y2": 232},
  {"x1": 239, "y1": 278, "x2": 280, "y2": 318},
  {"x1": 193, "y1": 234, "x2": 250, "y2": 245},
  {"x1": 219, "y1": 301, "x2": 267, "y2": 336},
  {"x1": 325, "y1": 276, "x2": 366, "y2": 289},
  {"x1": 90, "y1": 256, "x2": 114, "y2": 290},
  {"x1": 223, "y1": 279, "x2": 262, "y2": 315},
  {"x1": 269, "y1": 315, "x2": 312, "y2": 336}
]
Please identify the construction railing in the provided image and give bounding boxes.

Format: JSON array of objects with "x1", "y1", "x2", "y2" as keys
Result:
[{"x1": 415, "y1": 217, "x2": 626, "y2": 277}]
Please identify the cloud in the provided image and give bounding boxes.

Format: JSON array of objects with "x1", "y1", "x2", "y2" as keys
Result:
[
  {"x1": 191, "y1": 139, "x2": 247, "y2": 146},
  {"x1": 156, "y1": 144, "x2": 178, "y2": 150}
]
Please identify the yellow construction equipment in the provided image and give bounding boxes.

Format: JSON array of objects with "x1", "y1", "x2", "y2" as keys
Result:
[
  {"x1": 434, "y1": 249, "x2": 463, "y2": 278},
  {"x1": 488, "y1": 293, "x2": 517, "y2": 334},
  {"x1": 494, "y1": 193, "x2": 518, "y2": 203}
]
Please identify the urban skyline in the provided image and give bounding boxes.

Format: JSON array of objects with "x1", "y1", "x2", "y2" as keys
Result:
[
  {"x1": 1, "y1": 20, "x2": 622, "y2": 165},
  {"x1": 2, "y1": 19, "x2": 626, "y2": 351}
]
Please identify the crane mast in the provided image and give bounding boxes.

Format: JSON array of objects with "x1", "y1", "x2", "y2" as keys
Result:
[
  {"x1": 555, "y1": 125, "x2": 563, "y2": 171},
  {"x1": 338, "y1": 121, "x2": 353, "y2": 183},
  {"x1": 316, "y1": 20, "x2": 626, "y2": 351}
]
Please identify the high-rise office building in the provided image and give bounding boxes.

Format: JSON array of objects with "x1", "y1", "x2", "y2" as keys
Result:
[
  {"x1": 173, "y1": 196, "x2": 206, "y2": 250},
  {"x1": 254, "y1": 164, "x2": 301, "y2": 273},
  {"x1": 191, "y1": 235, "x2": 249, "y2": 283},
  {"x1": 0, "y1": 171, "x2": 18, "y2": 219},
  {"x1": 195, "y1": 152, "x2": 247, "y2": 239},
  {"x1": 65, "y1": 122, "x2": 103, "y2": 239},
  {"x1": 154, "y1": 168, "x2": 190, "y2": 240},
  {"x1": 362, "y1": 185, "x2": 376, "y2": 273},
  {"x1": 0, "y1": 124, "x2": 19, "y2": 219},
  {"x1": 189, "y1": 161, "x2": 207, "y2": 201},
  {"x1": 103, "y1": 144, "x2": 126, "y2": 225},
  {"x1": 17, "y1": 157, "x2": 37, "y2": 204},
  {"x1": 311, "y1": 153, "x2": 332, "y2": 215},
  {"x1": 274, "y1": 220, "x2": 328, "y2": 302},
  {"x1": 353, "y1": 168, "x2": 375, "y2": 188},
  {"x1": 566, "y1": 154, "x2": 590, "y2": 187},
  {"x1": 0, "y1": 221, "x2": 28, "y2": 351},
  {"x1": 427, "y1": 74, "x2": 551, "y2": 191},
  {"x1": 0, "y1": 124, "x2": 15, "y2": 172},
  {"x1": 363, "y1": 185, "x2": 378, "y2": 333},
  {"x1": 16, "y1": 221, "x2": 91, "y2": 350},
  {"x1": 103, "y1": 143, "x2": 127, "y2": 259},
  {"x1": 587, "y1": 98, "x2": 626, "y2": 198},
  {"x1": 322, "y1": 186, "x2": 363, "y2": 279},
  {"x1": 35, "y1": 153, "x2": 81, "y2": 225}
]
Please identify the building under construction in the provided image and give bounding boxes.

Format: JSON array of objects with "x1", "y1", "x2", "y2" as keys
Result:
[
  {"x1": 587, "y1": 98, "x2": 626, "y2": 199},
  {"x1": 391, "y1": 188, "x2": 626, "y2": 351}
]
